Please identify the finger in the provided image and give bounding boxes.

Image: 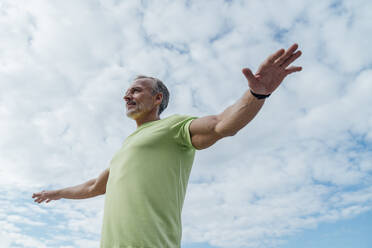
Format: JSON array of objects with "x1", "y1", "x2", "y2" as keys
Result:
[
  {"x1": 280, "y1": 50, "x2": 302, "y2": 68},
  {"x1": 267, "y1": 48, "x2": 285, "y2": 63},
  {"x1": 285, "y1": 66, "x2": 302, "y2": 75},
  {"x1": 275, "y1": 43, "x2": 299, "y2": 65},
  {"x1": 32, "y1": 193, "x2": 41, "y2": 198},
  {"x1": 242, "y1": 68, "x2": 256, "y2": 82}
]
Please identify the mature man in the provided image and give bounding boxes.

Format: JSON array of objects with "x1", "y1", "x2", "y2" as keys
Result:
[{"x1": 32, "y1": 44, "x2": 302, "y2": 247}]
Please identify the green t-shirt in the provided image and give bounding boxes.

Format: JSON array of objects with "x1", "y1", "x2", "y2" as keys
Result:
[{"x1": 100, "y1": 114, "x2": 198, "y2": 248}]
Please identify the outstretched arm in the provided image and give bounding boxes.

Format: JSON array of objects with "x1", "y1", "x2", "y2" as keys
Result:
[
  {"x1": 189, "y1": 43, "x2": 302, "y2": 150},
  {"x1": 32, "y1": 168, "x2": 109, "y2": 204}
]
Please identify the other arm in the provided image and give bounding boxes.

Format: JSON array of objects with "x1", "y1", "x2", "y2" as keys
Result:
[
  {"x1": 32, "y1": 168, "x2": 109, "y2": 204},
  {"x1": 190, "y1": 43, "x2": 302, "y2": 150}
]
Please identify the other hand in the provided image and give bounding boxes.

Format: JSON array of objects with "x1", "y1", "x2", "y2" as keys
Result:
[{"x1": 32, "y1": 190, "x2": 61, "y2": 204}]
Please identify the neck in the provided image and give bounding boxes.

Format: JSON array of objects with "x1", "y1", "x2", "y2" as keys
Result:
[{"x1": 135, "y1": 111, "x2": 160, "y2": 128}]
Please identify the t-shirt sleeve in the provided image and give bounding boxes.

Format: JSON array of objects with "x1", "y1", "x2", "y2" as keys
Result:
[{"x1": 170, "y1": 115, "x2": 198, "y2": 149}]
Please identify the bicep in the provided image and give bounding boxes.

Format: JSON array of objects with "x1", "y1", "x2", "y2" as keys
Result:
[
  {"x1": 189, "y1": 115, "x2": 224, "y2": 150},
  {"x1": 93, "y1": 168, "x2": 109, "y2": 195}
]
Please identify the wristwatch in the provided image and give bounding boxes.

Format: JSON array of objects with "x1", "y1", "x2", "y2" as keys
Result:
[{"x1": 250, "y1": 89, "x2": 271, "y2": 99}]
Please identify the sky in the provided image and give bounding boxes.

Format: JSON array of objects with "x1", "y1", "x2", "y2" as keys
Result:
[{"x1": 1, "y1": 0, "x2": 372, "y2": 247}]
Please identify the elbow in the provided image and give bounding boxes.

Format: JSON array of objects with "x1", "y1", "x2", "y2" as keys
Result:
[
  {"x1": 94, "y1": 186, "x2": 106, "y2": 196},
  {"x1": 224, "y1": 130, "x2": 238, "y2": 137},
  {"x1": 230, "y1": 130, "x2": 238, "y2": 136},
  {"x1": 214, "y1": 119, "x2": 238, "y2": 137},
  {"x1": 215, "y1": 128, "x2": 238, "y2": 138},
  {"x1": 89, "y1": 184, "x2": 106, "y2": 197},
  {"x1": 99, "y1": 187, "x2": 106, "y2": 195}
]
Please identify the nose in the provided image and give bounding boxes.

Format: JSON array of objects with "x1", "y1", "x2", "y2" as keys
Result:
[{"x1": 123, "y1": 94, "x2": 131, "y2": 102}]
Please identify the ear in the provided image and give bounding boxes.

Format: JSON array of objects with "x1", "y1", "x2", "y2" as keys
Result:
[{"x1": 155, "y1": 92, "x2": 163, "y2": 105}]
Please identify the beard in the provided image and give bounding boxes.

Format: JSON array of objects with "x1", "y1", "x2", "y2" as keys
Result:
[
  {"x1": 126, "y1": 101, "x2": 156, "y2": 119},
  {"x1": 126, "y1": 108, "x2": 139, "y2": 119},
  {"x1": 126, "y1": 103, "x2": 148, "y2": 119}
]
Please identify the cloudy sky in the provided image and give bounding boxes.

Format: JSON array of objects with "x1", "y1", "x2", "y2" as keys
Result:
[{"x1": 1, "y1": 0, "x2": 372, "y2": 247}]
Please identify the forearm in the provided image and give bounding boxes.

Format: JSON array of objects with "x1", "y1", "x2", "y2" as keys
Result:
[
  {"x1": 55, "y1": 178, "x2": 99, "y2": 199},
  {"x1": 215, "y1": 90, "x2": 265, "y2": 136}
]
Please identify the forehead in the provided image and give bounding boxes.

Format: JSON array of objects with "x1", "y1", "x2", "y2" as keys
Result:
[{"x1": 127, "y1": 78, "x2": 154, "y2": 91}]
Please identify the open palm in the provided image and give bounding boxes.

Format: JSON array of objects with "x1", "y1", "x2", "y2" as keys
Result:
[{"x1": 242, "y1": 43, "x2": 302, "y2": 95}]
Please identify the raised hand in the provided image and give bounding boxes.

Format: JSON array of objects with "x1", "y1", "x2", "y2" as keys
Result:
[
  {"x1": 32, "y1": 190, "x2": 61, "y2": 204},
  {"x1": 242, "y1": 43, "x2": 302, "y2": 95}
]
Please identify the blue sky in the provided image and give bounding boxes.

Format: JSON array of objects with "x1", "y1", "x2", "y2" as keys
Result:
[
  {"x1": 1, "y1": 0, "x2": 372, "y2": 247},
  {"x1": 281, "y1": 210, "x2": 372, "y2": 248}
]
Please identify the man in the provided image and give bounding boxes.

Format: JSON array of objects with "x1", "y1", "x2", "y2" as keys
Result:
[{"x1": 32, "y1": 43, "x2": 302, "y2": 247}]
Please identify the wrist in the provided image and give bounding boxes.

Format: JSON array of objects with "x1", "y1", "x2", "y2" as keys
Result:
[
  {"x1": 53, "y1": 189, "x2": 63, "y2": 199},
  {"x1": 249, "y1": 89, "x2": 271, "y2": 100}
]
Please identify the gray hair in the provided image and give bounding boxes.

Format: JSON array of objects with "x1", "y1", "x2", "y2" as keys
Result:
[{"x1": 135, "y1": 75, "x2": 170, "y2": 115}]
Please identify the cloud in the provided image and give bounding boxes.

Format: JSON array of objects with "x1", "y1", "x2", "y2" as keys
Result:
[{"x1": 1, "y1": 0, "x2": 372, "y2": 247}]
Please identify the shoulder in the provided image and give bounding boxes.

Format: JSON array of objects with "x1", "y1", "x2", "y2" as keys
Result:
[
  {"x1": 158, "y1": 114, "x2": 198, "y2": 126},
  {"x1": 166, "y1": 114, "x2": 198, "y2": 123}
]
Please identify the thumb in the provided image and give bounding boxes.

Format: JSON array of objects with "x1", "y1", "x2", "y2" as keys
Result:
[{"x1": 242, "y1": 68, "x2": 256, "y2": 82}]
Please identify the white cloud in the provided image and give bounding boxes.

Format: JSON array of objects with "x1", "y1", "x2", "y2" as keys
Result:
[{"x1": 1, "y1": 0, "x2": 372, "y2": 247}]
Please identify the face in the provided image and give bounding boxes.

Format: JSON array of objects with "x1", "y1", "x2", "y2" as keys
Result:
[{"x1": 123, "y1": 79, "x2": 161, "y2": 119}]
